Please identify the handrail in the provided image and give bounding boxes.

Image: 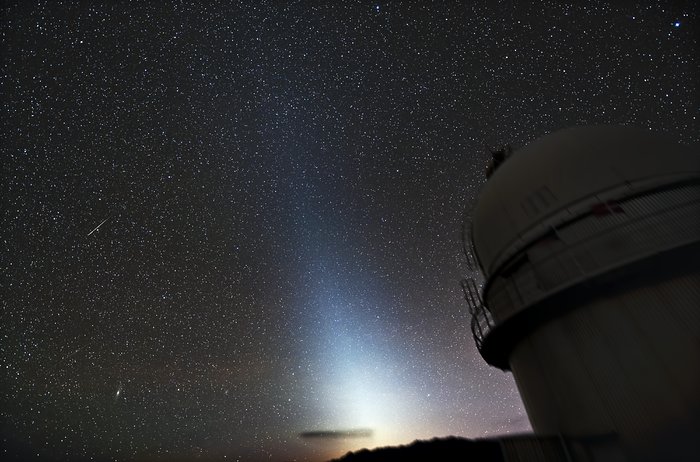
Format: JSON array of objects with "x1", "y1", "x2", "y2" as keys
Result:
[
  {"x1": 483, "y1": 175, "x2": 700, "y2": 277},
  {"x1": 461, "y1": 278, "x2": 490, "y2": 349},
  {"x1": 466, "y1": 185, "x2": 700, "y2": 350}
]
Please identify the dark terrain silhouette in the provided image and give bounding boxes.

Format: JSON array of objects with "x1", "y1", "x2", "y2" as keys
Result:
[{"x1": 331, "y1": 436, "x2": 503, "y2": 461}]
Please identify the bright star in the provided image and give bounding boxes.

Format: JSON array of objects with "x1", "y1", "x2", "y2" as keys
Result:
[{"x1": 674, "y1": 21, "x2": 680, "y2": 27}]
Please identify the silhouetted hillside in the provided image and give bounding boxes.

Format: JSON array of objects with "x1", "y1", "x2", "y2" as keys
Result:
[{"x1": 330, "y1": 436, "x2": 503, "y2": 461}]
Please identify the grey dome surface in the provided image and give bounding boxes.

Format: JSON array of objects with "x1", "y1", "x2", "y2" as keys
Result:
[{"x1": 471, "y1": 125, "x2": 699, "y2": 275}]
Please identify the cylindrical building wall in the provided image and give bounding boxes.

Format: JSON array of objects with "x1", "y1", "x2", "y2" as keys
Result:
[
  {"x1": 467, "y1": 126, "x2": 700, "y2": 460},
  {"x1": 509, "y1": 267, "x2": 700, "y2": 458}
]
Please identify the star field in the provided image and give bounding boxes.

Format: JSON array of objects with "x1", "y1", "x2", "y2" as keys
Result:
[{"x1": 2, "y1": 2, "x2": 698, "y2": 461}]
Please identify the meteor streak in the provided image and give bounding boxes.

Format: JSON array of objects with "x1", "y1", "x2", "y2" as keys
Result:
[{"x1": 87, "y1": 218, "x2": 109, "y2": 236}]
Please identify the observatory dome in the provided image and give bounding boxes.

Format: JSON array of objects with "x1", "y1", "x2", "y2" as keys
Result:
[{"x1": 471, "y1": 125, "x2": 699, "y2": 276}]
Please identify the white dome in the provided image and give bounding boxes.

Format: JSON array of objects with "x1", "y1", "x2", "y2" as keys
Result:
[{"x1": 471, "y1": 125, "x2": 700, "y2": 276}]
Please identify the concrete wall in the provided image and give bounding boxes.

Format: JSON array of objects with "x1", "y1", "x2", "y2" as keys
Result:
[{"x1": 509, "y1": 272, "x2": 700, "y2": 459}]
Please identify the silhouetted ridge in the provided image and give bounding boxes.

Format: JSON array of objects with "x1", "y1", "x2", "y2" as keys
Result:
[{"x1": 330, "y1": 436, "x2": 503, "y2": 461}]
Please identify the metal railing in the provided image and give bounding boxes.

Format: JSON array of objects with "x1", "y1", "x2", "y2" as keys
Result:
[
  {"x1": 461, "y1": 277, "x2": 492, "y2": 349},
  {"x1": 463, "y1": 183, "x2": 700, "y2": 350}
]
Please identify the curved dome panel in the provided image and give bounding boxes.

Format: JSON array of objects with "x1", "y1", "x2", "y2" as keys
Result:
[{"x1": 471, "y1": 125, "x2": 699, "y2": 276}]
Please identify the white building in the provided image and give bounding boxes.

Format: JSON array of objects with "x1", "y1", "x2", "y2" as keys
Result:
[{"x1": 464, "y1": 126, "x2": 700, "y2": 461}]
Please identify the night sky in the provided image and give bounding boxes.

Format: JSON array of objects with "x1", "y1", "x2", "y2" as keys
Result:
[{"x1": 2, "y1": 1, "x2": 698, "y2": 461}]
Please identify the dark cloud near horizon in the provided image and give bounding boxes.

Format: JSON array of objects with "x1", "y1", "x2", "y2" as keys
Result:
[{"x1": 300, "y1": 429, "x2": 374, "y2": 439}]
